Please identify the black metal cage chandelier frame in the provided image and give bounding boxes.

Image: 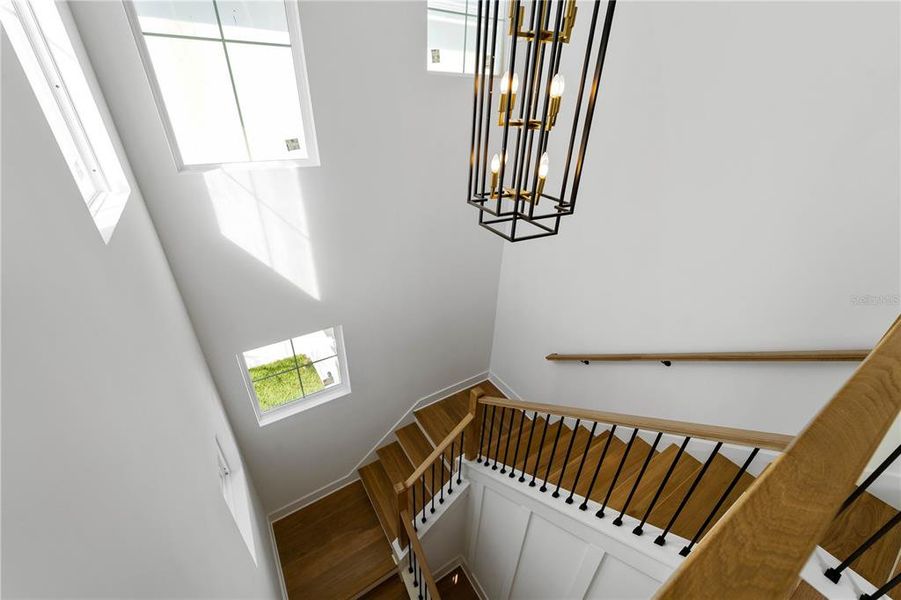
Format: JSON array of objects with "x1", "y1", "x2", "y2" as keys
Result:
[{"x1": 467, "y1": 0, "x2": 617, "y2": 242}]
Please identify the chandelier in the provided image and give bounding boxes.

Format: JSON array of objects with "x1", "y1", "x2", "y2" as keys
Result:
[{"x1": 467, "y1": 0, "x2": 617, "y2": 241}]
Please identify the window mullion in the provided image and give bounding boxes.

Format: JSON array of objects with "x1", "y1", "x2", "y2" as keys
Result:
[
  {"x1": 289, "y1": 338, "x2": 306, "y2": 398},
  {"x1": 211, "y1": 0, "x2": 253, "y2": 161}
]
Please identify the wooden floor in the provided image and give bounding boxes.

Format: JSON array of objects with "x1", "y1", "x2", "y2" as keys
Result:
[{"x1": 273, "y1": 481, "x2": 396, "y2": 599}]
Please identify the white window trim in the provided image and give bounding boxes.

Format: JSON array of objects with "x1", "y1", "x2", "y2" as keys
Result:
[
  {"x1": 1, "y1": 0, "x2": 131, "y2": 243},
  {"x1": 122, "y1": 0, "x2": 320, "y2": 172},
  {"x1": 238, "y1": 325, "x2": 351, "y2": 427}
]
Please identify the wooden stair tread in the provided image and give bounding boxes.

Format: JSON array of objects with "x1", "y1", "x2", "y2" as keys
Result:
[
  {"x1": 359, "y1": 573, "x2": 407, "y2": 600},
  {"x1": 376, "y1": 442, "x2": 414, "y2": 487},
  {"x1": 648, "y1": 452, "x2": 755, "y2": 542},
  {"x1": 789, "y1": 580, "x2": 826, "y2": 600},
  {"x1": 606, "y1": 444, "x2": 702, "y2": 522},
  {"x1": 539, "y1": 423, "x2": 594, "y2": 490},
  {"x1": 588, "y1": 435, "x2": 657, "y2": 505},
  {"x1": 547, "y1": 429, "x2": 612, "y2": 494},
  {"x1": 819, "y1": 492, "x2": 901, "y2": 586},
  {"x1": 394, "y1": 422, "x2": 450, "y2": 505},
  {"x1": 359, "y1": 460, "x2": 399, "y2": 542}
]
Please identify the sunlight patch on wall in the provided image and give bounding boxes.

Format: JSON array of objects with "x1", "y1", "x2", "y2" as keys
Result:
[{"x1": 205, "y1": 168, "x2": 320, "y2": 300}]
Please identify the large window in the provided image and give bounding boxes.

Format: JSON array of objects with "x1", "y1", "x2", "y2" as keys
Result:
[
  {"x1": 125, "y1": 0, "x2": 319, "y2": 168},
  {"x1": 427, "y1": 0, "x2": 480, "y2": 74},
  {"x1": 240, "y1": 326, "x2": 349, "y2": 425},
  {"x1": 1, "y1": 0, "x2": 130, "y2": 243}
]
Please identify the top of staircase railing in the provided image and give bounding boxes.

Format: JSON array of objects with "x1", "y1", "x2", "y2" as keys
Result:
[
  {"x1": 399, "y1": 508, "x2": 441, "y2": 600},
  {"x1": 475, "y1": 396, "x2": 795, "y2": 451},
  {"x1": 655, "y1": 316, "x2": 901, "y2": 599}
]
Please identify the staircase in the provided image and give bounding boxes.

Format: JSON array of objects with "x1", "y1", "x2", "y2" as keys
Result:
[{"x1": 347, "y1": 379, "x2": 900, "y2": 599}]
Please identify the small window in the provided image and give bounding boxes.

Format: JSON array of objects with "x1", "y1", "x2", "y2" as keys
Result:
[
  {"x1": 125, "y1": 0, "x2": 319, "y2": 169},
  {"x1": 240, "y1": 326, "x2": 350, "y2": 425},
  {"x1": 427, "y1": 0, "x2": 505, "y2": 75},
  {"x1": 1, "y1": 0, "x2": 130, "y2": 243}
]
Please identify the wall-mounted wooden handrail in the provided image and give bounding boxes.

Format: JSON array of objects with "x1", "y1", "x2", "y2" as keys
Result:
[
  {"x1": 400, "y1": 413, "x2": 473, "y2": 490},
  {"x1": 478, "y1": 396, "x2": 794, "y2": 451},
  {"x1": 547, "y1": 350, "x2": 871, "y2": 363},
  {"x1": 399, "y1": 509, "x2": 441, "y2": 600},
  {"x1": 655, "y1": 316, "x2": 901, "y2": 599}
]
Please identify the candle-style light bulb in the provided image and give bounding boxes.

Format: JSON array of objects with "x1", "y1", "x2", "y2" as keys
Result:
[
  {"x1": 498, "y1": 72, "x2": 519, "y2": 124},
  {"x1": 535, "y1": 152, "x2": 549, "y2": 202},
  {"x1": 490, "y1": 153, "x2": 501, "y2": 197},
  {"x1": 548, "y1": 74, "x2": 564, "y2": 129},
  {"x1": 550, "y1": 74, "x2": 565, "y2": 98}
]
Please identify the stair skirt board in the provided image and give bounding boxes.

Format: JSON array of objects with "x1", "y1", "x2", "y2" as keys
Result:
[{"x1": 268, "y1": 371, "x2": 489, "y2": 522}]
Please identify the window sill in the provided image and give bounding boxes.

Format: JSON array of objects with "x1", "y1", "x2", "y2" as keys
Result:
[
  {"x1": 256, "y1": 382, "x2": 351, "y2": 427},
  {"x1": 177, "y1": 156, "x2": 321, "y2": 173}
]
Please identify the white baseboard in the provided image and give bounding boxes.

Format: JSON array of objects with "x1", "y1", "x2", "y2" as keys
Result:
[
  {"x1": 268, "y1": 371, "x2": 490, "y2": 523},
  {"x1": 267, "y1": 519, "x2": 289, "y2": 600}
]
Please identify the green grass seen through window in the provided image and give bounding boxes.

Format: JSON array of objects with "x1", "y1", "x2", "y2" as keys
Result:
[{"x1": 248, "y1": 355, "x2": 324, "y2": 412}]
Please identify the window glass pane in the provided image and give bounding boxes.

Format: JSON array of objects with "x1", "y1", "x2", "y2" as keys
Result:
[
  {"x1": 429, "y1": 0, "x2": 471, "y2": 15},
  {"x1": 244, "y1": 339, "x2": 295, "y2": 375},
  {"x1": 462, "y1": 14, "x2": 479, "y2": 74},
  {"x1": 134, "y1": 1, "x2": 219, "y2": 38},
  {"x1": 226, "y1": 42, "x2": 306, "y2": 161},
  {"x1": 217, "y1": 1, "x2": 290, "y2": 44},
  {"x1": 144, "y1": 36, "x2": 248, "y2": 164},
  {"x1": 252, "y1": 371, "x2": 302, "y2": 412},
  {"x1": 311, "y1": 356, "x2": 341, "y2": 389},
  {"x1": 427, "y1": 9, "x2": 467, "y2": 73},
  {"x1": 291, "y1": 327, "x2": 337, "y2": 364},
  {"x1": 298, "y1": 363, "x2": 325, "y2": 396}
]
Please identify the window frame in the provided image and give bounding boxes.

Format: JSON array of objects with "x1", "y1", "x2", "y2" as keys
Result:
[
  {"x1": 238, "y1": 325, "x2": 351, "y2": 427},
  {"x1": 122, "y1": 0, "x2": 320, "y2": 171},
  {"x1": 426, "y1": 0, "x2": 506, "y2": 76}
]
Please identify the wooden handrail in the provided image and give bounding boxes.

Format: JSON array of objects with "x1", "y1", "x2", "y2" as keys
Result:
[
  {"x1": 655, "y1": 317, "x2": 901, "y2": 599},
  {"x1": 399, "y1": 509, "x2": 441, "y2": 600},
  {"x1": 400, "y1": 413, "x2": 473, "y2": 490},
  {"x1": 547, "y1": 350, "x2": 871, "y2": 363},
  {"x1": 478, "y1": 396, "x2": 794, "y2": 451}
]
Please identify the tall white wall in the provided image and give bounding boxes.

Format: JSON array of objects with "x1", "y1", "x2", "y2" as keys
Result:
[
  {"x1": 67, "y1": 1, "x2": 504, "y2": 514},
  {"x1": 1, "y1": 30, "x2": 280, "y2": 598},
  {"x1": 490, "y1": 1, "x2": 900, "y2": 435}
]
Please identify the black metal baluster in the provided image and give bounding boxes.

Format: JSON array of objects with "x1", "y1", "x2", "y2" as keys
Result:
[
  {"x1": 430, "y1": 464, "x2": 436, "y2": 513},
  {"x1": 655, "y1": 441, "x2": 722, "y2": 546},
  {"x1": 580, "y1": 424, "x2": 617, "y2": 510},
  {"x1": 613, "y1": 432, "x2": 663, "y2": 526},
  {"x1": 825, "y1": 511, "x2": 901, "y2": 583},
  {"x1": 540, "y1": 416, "x2": 566, "y2": 492},
  {"x1": 597, "y1": 428, "x2": 639, "y2": 518},
  {"x1": 510, "y1": 410, "x2": 526, "y2": 479},
  {"x1": 860, "y1": 570, "x2": 901, "y2": 600},
  {"x1": 412, "y1": 485, "x2": 418, "y2": 533},
  {"x1": 839, "y1": 443, "x2": 901, "y2": 514},
  {"x1": 457, "y1": 431, "x2": 465, "y2": 484},
  {"x1": 447, "y1": 440, "x2": 456, "y2": 495},
  {"x1": 530, "y1": 414, "x2": 551, "y2": 487},
  {"x1": 500, "y1": 407, "x2": 516, "y2": 473},
  {"x1": 679, "y1": 448, "x2": 760, "y2": 556},
  {"x1": 420, "y1": 475, "x2": 427, "y2": 524},
  {"x1": 483, "y1": 405, "x2": 497, "y2": 468},
  {"x1": 412, "y1": 548, "x2": 418, "y2": 583},
  {"x1": 567, "y1": 422, "x2": 598, "y2": 504},
  {"x1": 476, "y1": 403, "x2": 489, "y2": 463},
  {"x1": 439, "y1": 452, "x2": 446, "y2": 505},
  {"x1": 492, "y1": 407, "x2": 507, "y2": 470},
  {"x1": 553, "y1": 418, "x2": 582, "y2": 498},
  {"x1": 634, "y1": 437, "x2": 691, "y2": 536},
  {"x1": 417, "y1": 565, "x2": 423, "y2": 599},
  {"x1": 520, "y1": 411, "x2": 539, "y2": 482},
  {"x1": 409, "y1": 544, "x2": 415, "y2": 574}
]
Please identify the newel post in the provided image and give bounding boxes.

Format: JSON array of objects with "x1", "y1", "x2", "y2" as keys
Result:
[
  {"x1": 465, "y1": 387, "x2": 485, "y2": 460},
  {"x1": 395, "y1": 483, "x2": 409, "y2": 550}
]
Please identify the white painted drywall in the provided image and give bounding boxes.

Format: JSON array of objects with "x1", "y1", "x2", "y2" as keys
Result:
[
  {"x1": 66, "y1": 0, "x2": 505, "y2": 514},
  {"x1": 1, "y1": 29, "x2": 280, "y2": 597},
  {"x1": 490, "y1": 1, "x2": 900, "y2": 435}
]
